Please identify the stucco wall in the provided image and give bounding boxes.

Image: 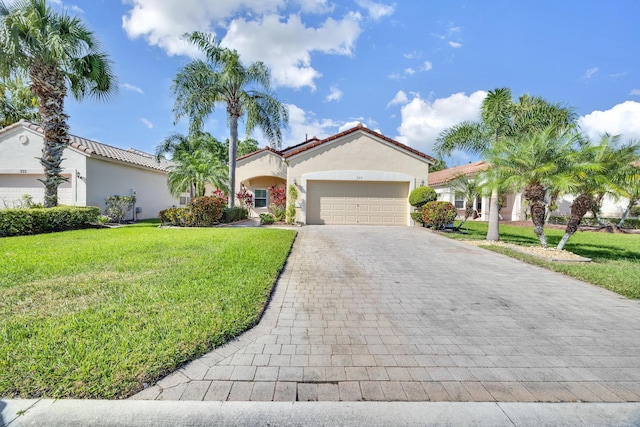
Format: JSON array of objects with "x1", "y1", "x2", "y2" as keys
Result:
[
  {"x1": 0, "y1": 127, "x2": 88, "y2": 206},
  {"x1": 235, "y1": 151, "x2": 287, "y2": 195},
  {"x1": 86, "y1": 157, "x2": 178, "y2": 219}
]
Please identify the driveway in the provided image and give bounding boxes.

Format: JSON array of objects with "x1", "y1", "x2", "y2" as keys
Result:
[{"x1": 133, "y1": 226, "x2": 640, "y2": 402}]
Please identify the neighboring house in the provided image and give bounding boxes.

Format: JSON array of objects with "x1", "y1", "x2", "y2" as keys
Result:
[
  {"x1": 0, "y1": 120, "x2": 179, "y2": 219},
  {"x1": 429, "y1": 160, "x2": 636, "y2": 221},
  {"x1": 235, "y1": 124, "x2": 434, "y2": 225},
  {"x1": 428, "y1": 161, "x2": 525, "y2": 221}
]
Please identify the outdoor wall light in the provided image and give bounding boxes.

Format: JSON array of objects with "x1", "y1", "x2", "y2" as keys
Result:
[
  {"x1": 294, "y1": 178, "x2": 298, "y2": 185},
  {"x1": 420, "y1": 179, "x2": 425, "y2": 186}
]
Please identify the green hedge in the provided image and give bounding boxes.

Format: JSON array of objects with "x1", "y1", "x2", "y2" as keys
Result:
[
  {"x1": 221, "y1": 207, "x2": 248, "y2": 223},
  {"x1": 0, "y1": 206, "x2": 100, "y2": 237},
  {"x1": 158, "y1": 196, "x2": 227, "y2": 227},
  {"x1": 548, "y1": 216, "x2": 640, "y2": 229}
]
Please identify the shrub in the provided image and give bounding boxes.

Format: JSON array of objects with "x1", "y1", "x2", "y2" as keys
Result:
[
  {"x1": 236, "y1": 187, "x2": 253, "y2": 210},
  {"x1": 410, "y1": 212, "x2": 424, "y2": 224},
  {"x1": 259, "y1": 213, "x2": 275, "y2": 225},
  {"x1": 269, "y1": 185, "x2": 286, "y2": 209},
  {"x1": 0, "y1": 206, "x2": 100, "y2": 237},
  {"x1": 422, "y1": 201, "x2": 456, "y2": 230},
  {"x1": 105, "y1": 195, "x2": 136, "y2": 223},
  {"x1": 188, "y1": 196, "x2": 226, "y2": 226},
  {"x1": 408, "y1": 186, "x2": 437, "y2": 209},
  {"x1": 286, "y1": 184, "x2": 298, "y2": 224},
  {"x1": 221, "y1": 207, "x2": 248, "y2": 223},
  {"x1": 630, "y1": 206, "x2": 640, "y2": 217}
]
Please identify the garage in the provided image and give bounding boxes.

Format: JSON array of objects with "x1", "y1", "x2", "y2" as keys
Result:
[
  {"x1": 306, "y1": 180, "x2": 409, "y2": 225},
  {"x1": 0, "y1": 174, "x2": 73, "y2": 207}
]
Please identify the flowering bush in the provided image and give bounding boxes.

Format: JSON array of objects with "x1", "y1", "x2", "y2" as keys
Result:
[
  {"x1": 236, "y1": 187, "x2": 253, "y2": 209},
  {"x1": 189, "y1": 196, "x2": 226, "y2": 226},
  {"x1": 422, "y1": 201, "x2": 456, "y2": 230},
  {"x1": 212, "y1": 189, "x2": 228, "y2": 205}
]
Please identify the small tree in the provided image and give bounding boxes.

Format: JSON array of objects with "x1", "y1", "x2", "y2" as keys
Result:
[
  {"x1": 105, "y1": 195, "x2": 136, "y2": 223},
  {"x1": 269, "y1": 185, "x2": 286, "y2": 221},
  {"x1": 286, "y1": 184, "x2": 298, "y2": 224}
]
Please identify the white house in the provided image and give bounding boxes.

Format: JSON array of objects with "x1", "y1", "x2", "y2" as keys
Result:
[
  {"x1": 235, "y1": 124, "x2": 434, "y2": 225},
  {"x1": 0, "y1": 120, "x2": 179, "y2": 219}
]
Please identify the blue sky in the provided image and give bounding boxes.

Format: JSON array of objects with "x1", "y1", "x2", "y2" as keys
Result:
[{"x1": 49, "y1": 0, "x2": 640, "y2": 166}]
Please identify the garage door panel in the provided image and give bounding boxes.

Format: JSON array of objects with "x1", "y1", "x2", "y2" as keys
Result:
[
  {"x1": 307, "y1": 180, "x2": 408, "y2": 225},
  {"x1": 1, "y1": 174, "x2": 73, "y2": 206}
]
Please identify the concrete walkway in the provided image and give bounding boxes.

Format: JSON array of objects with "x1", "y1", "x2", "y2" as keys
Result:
[{"x1": 131, "y1": 226, "x2": 640, "y2": 403}]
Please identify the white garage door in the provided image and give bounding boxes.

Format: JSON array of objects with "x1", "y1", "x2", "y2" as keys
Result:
[
  {"x1": 0, "y1": 174, "x2": 73, "y2": 207},
  {"x1": 307, "y1": 180, "x2": 408, "y2": 225}
]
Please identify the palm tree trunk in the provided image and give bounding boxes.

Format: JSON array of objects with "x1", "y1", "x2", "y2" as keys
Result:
[
  {"x1": 617, "y1": 197, "x2": 639, "y2": 229},
  {"x1": 30, "y1": 64, "x2": 69, "y2": 208},
  {"x1": 524, "y1": 183, "x2": 548, "y2": 247},
  {"x1": 557, "y1": 193, "x2": 592, "y2": 250},
  {"x1": 486, "y1": 188, "x2": 500, "y2": 241},
  {"x1": 228, "y1": 114, "x2": 239, "y2": 208}
]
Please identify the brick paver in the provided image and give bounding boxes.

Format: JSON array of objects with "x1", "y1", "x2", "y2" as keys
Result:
[{"x1": 133, "y1": 226, "x2": 640, "y2": 402}]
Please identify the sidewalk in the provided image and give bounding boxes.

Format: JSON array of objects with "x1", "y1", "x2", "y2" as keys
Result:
[{"x1": 3, "y1": 399, "x2": 640, "y2": 426}]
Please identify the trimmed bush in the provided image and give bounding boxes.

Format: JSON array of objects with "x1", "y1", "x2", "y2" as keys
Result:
[
  {"x1": 422, "y1": 201, "x2": 456, "y2": 230},
  {"x1": 286, "y1": 184, "x2": 298, "y2": 224},
  {"x1": 0, "y1": 206, "x2": 100, "y2": 237},
  {"x1": 408, "y1": 186, "x2": 437, "y2": 209},
  {"x1": 188, "y1": 196, "x2": 226, "y2": 226},
  {"x1": 548, "y1": 216, "x2": 640, "y2": 229},
  {"x1": 221, "y1": 207, "x2": 248, "y2": 223},
  {"x1": 259, "y1": 213, "x2": 275, "y2": 225}
]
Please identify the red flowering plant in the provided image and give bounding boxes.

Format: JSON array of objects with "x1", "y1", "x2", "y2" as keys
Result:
[
  {"x1": 236, "y1": 187, "x2": 254, "y2": 209},
  {"x1": 269, "y1": 185, "x2": 286, "y2": 221},
  {"x1": 212, "y1": 189, "x2": 228, "y2": 205}
]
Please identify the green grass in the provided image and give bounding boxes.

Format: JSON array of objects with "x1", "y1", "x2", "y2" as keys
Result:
[
  {"x1": 0, "y1": 221, "x2": 296, "y2": 399},
  {"x1": 446, "y1": 222, "x2": 640, "y2": 299}
]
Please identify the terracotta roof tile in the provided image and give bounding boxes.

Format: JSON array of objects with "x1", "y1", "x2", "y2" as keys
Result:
[
  {"x1": 428, "y1": 161, "x2": 488, "y2": 186},
  {"x1": 9, "y1": 120, "x2": 174, "y2": 172},
  {"x1": 236, "y1": 146, "x2": 282, "y2": 162}
]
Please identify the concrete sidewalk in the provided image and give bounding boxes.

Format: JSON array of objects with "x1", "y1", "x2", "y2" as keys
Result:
[{"x1": 3, "y1": 399, "x2": 640, "y2": 426}]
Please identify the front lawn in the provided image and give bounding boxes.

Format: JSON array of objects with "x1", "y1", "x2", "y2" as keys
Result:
[
  {"x1": 0, "y1": 222, "x2": 296, "y2": 399},
  {"x1": 445, "y1": 222, "x2": 640, "y2": 299}
]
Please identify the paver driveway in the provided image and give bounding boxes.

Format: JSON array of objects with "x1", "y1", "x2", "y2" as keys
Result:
[{"x1": 133, "y1": 226, "x2": 640, "y2": 402}]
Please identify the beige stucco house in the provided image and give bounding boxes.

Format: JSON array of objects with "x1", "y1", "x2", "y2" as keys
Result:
[
  {"x1": 236, "y1": 124, "x2": 434, "y2": 225},
  {"x1": 0, "y1": 120, "x2": 179, "y2": 219}
]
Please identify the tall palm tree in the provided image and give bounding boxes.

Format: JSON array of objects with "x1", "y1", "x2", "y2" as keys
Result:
[
  {"x1": 172, "y1": 31, "x2": 288, "y2": 208},
  {"x1": 486, "y1": 126, "x2": 578, "y2": 247},
  {"x1": 167, "y1": 148, "x2": 229, "y2": 199},
  {"x1": 0, "y1": 0, "x2": 116, "y2": 207},
  {"x1": 436, "y1": 88, "x2": 575, "y2": 241},
  {"x1": 0, "y1": 72, "x2": 38, "y2": 127}
]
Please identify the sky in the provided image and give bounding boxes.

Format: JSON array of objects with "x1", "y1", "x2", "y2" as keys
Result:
[{"x1": 43, "y1": 0, "x2": 640, "y2": 166}]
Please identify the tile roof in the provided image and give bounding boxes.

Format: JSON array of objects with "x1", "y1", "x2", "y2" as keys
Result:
[
  {"x1": 236, "y1": 145, "x2": 282, "y2": 162},
  {"x1": 7, "y1": 120, "x2": 174, "y2": 172},
  {"x1": 282, "y1": 124, "x2": 435, "y2": 162},
  {"x1": 428, "y1": 161, "x2": 489, "y2": 186}
]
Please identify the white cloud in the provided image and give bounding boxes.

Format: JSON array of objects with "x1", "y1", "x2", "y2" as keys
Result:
[
  {"x1": 403, "y1": 51, "x2": 419, "y2": 59},
  {"x1": 630, "y1": 89, "x2": 640, "y2": 96},
  {"x1": 404, "y1": 67, "x2": 416, "y2": 75},
  {"x1": 448, "y1": 41, "x2": 462, "y2": 48},
  {"x1": 284, "y1": 104, "x2": 339, "y2": 145},
  {"x1": 140, "y1": 118, "x2": 154, "y2": 129},
  {"x1": 388, "y1": 72, "x2": 402, "y2": 80},
  {"x1": 583, "y1": 67, "x2": 599, "y2": 79},
  {"x1": 122, "y1": 1, "x2": 362, "y2": 90},
  {"x1": 222, "y1": 13, "x2": 362, "y2": 89},
  {"x1": 578, "y1": 101, "x2": 640, "y2": 141},
  {"x1": 396, "y1": 90, "x2": 487, "y2": 155},
  {"x1": 355, "y1": 0, "x2": 395, "y2": 20},
  {"x1": 387, "y1": 90, "x2": 408, "y2": 108},
  {"x1": 338, "y1": 120, "x2": 366, "y2": 132},
  {"x1": 325, "y1": 86, "x2": 343, "y2": 102},
  {"x1": 121, "y1": 83, "x2": 144, "y2": 94},
  {"x1": 70, "y1": 5, "x2": 84, "y2": 14},
  {"x1": 421, "y1": 61, "x2": 433, "y2": 71}
]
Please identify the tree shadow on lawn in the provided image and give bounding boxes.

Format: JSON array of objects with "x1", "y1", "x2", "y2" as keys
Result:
[{"x1": 563, "y1": 243, "x2": 640, "y2": 262}]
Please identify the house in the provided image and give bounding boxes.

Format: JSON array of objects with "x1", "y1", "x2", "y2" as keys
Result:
[
  {"x1": 429, "y1": 160, "x2": 636, "y2": 221},
  {"x1": 235, "y1": 124, "x2": 434, "y2": 225},
  {"x1": 0, "y1": 120, "x2": 179, "y2": 219}
]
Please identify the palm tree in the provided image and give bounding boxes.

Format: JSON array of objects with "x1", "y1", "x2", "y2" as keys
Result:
[
  {"x1": 449, "y1": 173, "x2": 481, "y2": 229},
  {"x1": 436, "y1": 88, "x2": 575, "y2": 241},
  {"x1": 0, "y1": 0, "x2": 116, "y2": 207},
  {"x1": 616, "y1": 162, "x2": 640, "y2": 229},
  {"x1": 167, "y1": 148, "x2": 229, "y2": 199},
  {"x1": 486, "y1": 126, "x2": 578, "y2": 247},
  {"x1": 0, "y1": 72, "x2": 38, "y2": 127},
  {"x1": 172, "y1": 31, "x2": 288, "y2": 208},
  {"x1": 156, "y1": 131, "x2": 226, "y2": 163}
]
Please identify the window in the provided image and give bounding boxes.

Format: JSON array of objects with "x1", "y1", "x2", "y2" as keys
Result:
[
  {"x1": 454, "y1": 193, "x2": 465, "y2": 209},
  {"x1": 254, "y1": 189, "x2": 268, "y2": 208},
  {"x1": 179, "y1": 196, "x2": 191, "y2": 206}
]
